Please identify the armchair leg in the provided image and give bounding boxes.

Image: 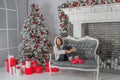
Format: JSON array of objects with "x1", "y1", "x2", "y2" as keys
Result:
[{"x1": 96, "y1": 70, "x2": 99, "y2": 80}]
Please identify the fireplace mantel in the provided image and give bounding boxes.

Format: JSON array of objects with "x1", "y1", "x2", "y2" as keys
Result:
[{"x1": 62, "y1": 3, "x2": 120, "y2": 38}]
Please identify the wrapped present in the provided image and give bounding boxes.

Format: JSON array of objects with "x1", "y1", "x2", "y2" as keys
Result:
[
  {"x1": 5, "y1": 55, "x2": 17, "y2": 75},
  {"x1": 25, "y1": 67, "x2": 33, "y2": 75},
  {"x1": 5, "y1": 59, "x2": 9, "y2": 72},
  {"x1": 32, "y1": 60, "x2": 37, "y2": 72},
  {"x1": 35, "y1": 66, "x2": 42, "y2": 74}
]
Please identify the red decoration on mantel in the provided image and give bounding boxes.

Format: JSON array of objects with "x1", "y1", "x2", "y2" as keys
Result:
[
  {"x1": 101, "y1": 0, "x2": 105, "y2": 5},
  {"x1": 117, "y1": 0, "x2": 120, "y2": 2},
  {"x1": 62, "y1": 15, "x2": 67, "y2": 19}
]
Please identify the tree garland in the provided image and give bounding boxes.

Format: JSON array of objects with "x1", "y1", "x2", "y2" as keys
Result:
[{"x1": 58, "y1": 8, "x2": 69, "y2": 37}]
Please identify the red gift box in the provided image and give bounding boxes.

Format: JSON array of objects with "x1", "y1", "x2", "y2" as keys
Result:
[
  {"x1": 5, "y1": 59, "x2": 9, "y2": 72},
  {"x1": 45, "y1": 67, "x2": 50, "y2": 72},
  {"x1": 5, "y1": 56, "x2": 17, "y2": 74},
  {"x1": 46, "y1": 62, "x2": 49, "y2": 67},
  {"x1": 51, "y1": 67, "x2": 59, "y2": 72},
  {"x1": 32, "y1": 60, "x2": 37, "y2": 72},
  {"x1": 25, "y1": 67, "x2": 33, "y2": 75},
  {"x1": 35, "y1": 66, "x2": 42, "y2": 74}
]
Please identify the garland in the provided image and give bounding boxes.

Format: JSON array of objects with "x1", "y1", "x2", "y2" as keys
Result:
[
  {"x1": 58, "y1": 0, "x2": 120, "y2": 37},
  {"x1": 58, "y1": 8, "x2": 69, "y2": 37},
  {"x1": 58, "y1": 0, "x2": 119, "y2": 9}
]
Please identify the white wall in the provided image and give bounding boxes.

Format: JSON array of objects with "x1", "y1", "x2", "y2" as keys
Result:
[{"x1": 0, "y1": 0, "x2": 27, "y2": 67}]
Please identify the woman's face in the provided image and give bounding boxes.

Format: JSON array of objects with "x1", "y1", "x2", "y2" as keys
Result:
[{"x1": 56, "y1": 38, "x2": 61, "y2": 46}]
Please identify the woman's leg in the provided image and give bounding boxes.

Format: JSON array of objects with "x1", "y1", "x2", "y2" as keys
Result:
[{"x1": 58, "y1": 54, "x2": 66, "y2": 61}]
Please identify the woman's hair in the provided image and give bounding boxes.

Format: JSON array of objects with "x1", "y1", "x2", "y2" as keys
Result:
[{"x1": 55, "y1": 37, "x2": 63, "y2": 50}]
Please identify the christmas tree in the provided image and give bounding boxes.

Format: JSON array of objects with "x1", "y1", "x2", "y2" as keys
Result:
[{"x1": 19, "y1": 4, "x2": 52, "y2": 65}]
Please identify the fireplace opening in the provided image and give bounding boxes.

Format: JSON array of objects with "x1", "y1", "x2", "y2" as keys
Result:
[{"x1": 82, "y1": 22, "x2": 120, "y2": 74}]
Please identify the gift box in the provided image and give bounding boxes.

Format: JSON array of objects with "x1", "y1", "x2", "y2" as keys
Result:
[
  {"x1": 5, "y1": 55, "x2": 17, "y2": 75},
  {"x1": 32, "y1": 60, "x2": 37, "y2": 72},
  {"x1": 51, "y1": 67, "x2": 59, "y2": 72},
  {"x1": 35, "y1": 66, "x2": 42, "y2": 74},
  {"x1": 5, "y1": 59, "x2": 9, "y2": 73},
  {"x1": 25, "y1": 67, "x2": 33, "y2": 75}
]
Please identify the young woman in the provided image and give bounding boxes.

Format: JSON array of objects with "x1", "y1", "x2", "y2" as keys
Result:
[{"x1": 53, "y1": 36, "x2": 84, "y2": 64}]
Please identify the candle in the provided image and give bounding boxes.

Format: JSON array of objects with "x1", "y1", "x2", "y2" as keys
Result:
[
  {"x1": 25, "y1": 59, "x2": 31, "y2": 68},
  {"x1": 22, "y1": 62, "x2": 25, "y2": 73},
  {"x1": 16, "y1": 66, "x2": 22, "y2": 76},
  {"x1": 35, "y1": 66, "x2": 42, "y2": 74}
]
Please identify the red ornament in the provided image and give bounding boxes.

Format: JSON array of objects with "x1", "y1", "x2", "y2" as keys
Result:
[
  {"x1": 32, "y1": 35, "x2": 35, "y2": 39},
  {"x1": 32, "y1": 4, "x2": 35, "y2": 7},
  {"x1": 36, "y1": 9, "x2": 39, "y2": 12},
  {"x1": 62, "y1": 15, "x2": 67, "y2": 19},
  {"x1": 37, "y1": 40, "x2": 40, "y2": 44},
  {"x1": 33, "y1": 22, "x2": 38, "y2": 25},
  {"x1": 35, "y1": 66, "x2": 42, "y2": 74},
  {"x1": 40, "y1": 31, "x2": 44, "y2": 35},
  {"x1": 60, "y1": 23, "x2": 66, "y2": 27},
  {"x1": 24, "y1": 26, "x2": 27, "y2": 29},
  {"x1": 28, "y1": 29, "x2": 30, "y2": 32},
  {"x1": 34, "y1": 45, "x2": 38, "y2": 49},
  {"x1": 30, "y1": 13, "x2": 32, "y2": 16},
  {"x1": 36, "y1": 14, "x2": 40, "y2": 17}
]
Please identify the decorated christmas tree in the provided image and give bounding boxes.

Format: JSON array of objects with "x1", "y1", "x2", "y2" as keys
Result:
[{"x1": 19, "y1": 4, "x2": 52, "y2": 65}]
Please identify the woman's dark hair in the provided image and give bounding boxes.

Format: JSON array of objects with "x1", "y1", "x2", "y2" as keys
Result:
[{"x1": 56, "y1": 37, "x2": 63, "y2": 50}]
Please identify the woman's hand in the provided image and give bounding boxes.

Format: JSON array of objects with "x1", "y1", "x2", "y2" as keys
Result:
[
  {"x1": 65, "y1": 50, "x2": 72, "y2": 54},
  {"x1": 70, "y1": 48, "x2": 76, "y2": 52}
]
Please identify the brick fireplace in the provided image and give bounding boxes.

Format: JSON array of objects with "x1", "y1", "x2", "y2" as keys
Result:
[
  {"x1": 83, "y1": 22, "x2": 120, "y2": 74},
  {"x1": 62, "y1": 3, "x2": 120, "y2": 74}
]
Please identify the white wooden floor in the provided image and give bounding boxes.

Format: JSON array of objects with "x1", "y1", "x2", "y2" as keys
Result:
[{"x1": 0, "y1": 67, "x2": 120, "y2": 80}]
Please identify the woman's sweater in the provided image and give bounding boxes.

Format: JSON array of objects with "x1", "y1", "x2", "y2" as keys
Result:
[{"x1": 53, "y1": 45, "x2": 66, "y2": 60}]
